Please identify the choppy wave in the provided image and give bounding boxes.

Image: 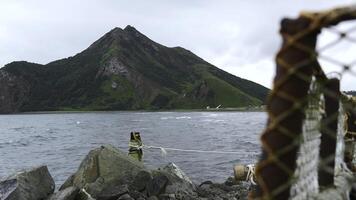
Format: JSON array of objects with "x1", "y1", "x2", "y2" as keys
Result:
[
  {"x1": 0, "y1": 111, "x2": 266, "y2": 185},
  {"x1": 0, "y1": 139, "x2": 29, "y2": 147},
  {"x1": 160, "y1": 116, "x2": 192, "y2": 120},
  {"x1": 175, "y1": 116, "x2": 191, "y2": 119}
]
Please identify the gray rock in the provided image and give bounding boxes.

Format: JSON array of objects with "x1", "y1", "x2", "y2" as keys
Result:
[
  {"x1": 147, "y1": 175, "x2": 169, "y2": 197},
  {"x1": 224, "y1": 177, "x2": 238, "y2": 186},
  {"x1": 96, "y1": 184, "x2": 128, "y2": 200},
  {"x1": 117, "y1": 193, "x2": 134, "y2": 200},
  {"x1": 150, "y1": 163, "x2": 196, "y2": 198},
  {"x1": 60, "y1": 145, "x2": 145, "y2": 198},
  {"x1": 0, "y1": 70, "x2": 31, "y2": 114},
  {"x1": 147, "y1": 196, "x2": 159, "y2": 200},
  {"x1": 197, "y1": 181, "x2": 249, "y2": 200},
  {"x1": 162, "y1": 163, "x2": 193, "y2": 186},
  {"x1": 129, "y1": 170, "x2": 152, "y2": 192},
  {"x1": 0, "y1": 165, "x2": 55, "y2": 200},
  {"x1": 48, "y1": 186, "x2": 79, "y2": 200},
  {"x1": 98, "y1": 58, "x2": 129, "y2": 77},
  {"x1": 59, "y1": 174, "x2": 75, "y2": 191},
  {"x1": 158, "y1": 193, "x2": 176, "y2": 200},
  {"x1": 128, "y1": 190, "x2": 147, "y2": 199}
]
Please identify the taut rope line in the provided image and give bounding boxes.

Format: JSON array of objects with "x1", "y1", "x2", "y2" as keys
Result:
[{"x1": 129, "y1": 143, "x2": 243, "y2": 155}]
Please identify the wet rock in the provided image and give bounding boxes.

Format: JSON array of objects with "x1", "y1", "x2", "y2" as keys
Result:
[
  {"x1": 147, "y1": 196, "x2": 159, "y2": 200},
  {"x1": 128, "y1": 190, "x2": 147, "y2": 199},
  {"x1": 117, "y1": 193, "x2": 134, "y2": 200},
  {"x1": 60, "y1": 145, "x2": 145, "y2": 198},
  {"x1": 197, "y1": 181, "x2": 249, "y2": 200},
  {"x1": 129, "y1": 170, "x2": 153, "y2": 192},
  {"x1": 151, "y1": 163, "x2": 197, "y2": 198},
  {"x1": 147, "y1": 175, "x2": 169, "y2": 197},
  {"x1": 59, "y1": 174, "x2": 75, "y2": 191},
  {"x1": 95, "y1": 184, "x2": 129, "y2": 200},
  {"x1": 224, "y1": 176, "x2": 239, "y2": 186},
  {"x1": 158, "y1": 193, "x2": 176, "y2": 200},
  {"x1": 48, "y1": 186, "x2": 79, "y2": 200},
  {"x1": 162, "y1": 163, "x2": 193, "y2": 186},
  {"x1": 0, "y1": 165, "x2": 55, "y2": 200}
]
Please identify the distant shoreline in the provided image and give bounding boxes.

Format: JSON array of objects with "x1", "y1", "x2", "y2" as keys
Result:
[{"x1": 4, "y1": 106, "x2": 266, "y2": 115}]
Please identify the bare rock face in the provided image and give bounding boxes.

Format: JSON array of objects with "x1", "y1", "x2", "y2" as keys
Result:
[
  {"x1": 97, "y1": 58, "x2": 129, "y2": 78},
  {"x1": 97, "y1": 57, "x2": 158, "y2": 101},
  {"x1": 0, "y1": 70, "x2": 30, "y2": 113},
  {"x1": 0, "y1": 165, "x2": 55, "y2": 200}
]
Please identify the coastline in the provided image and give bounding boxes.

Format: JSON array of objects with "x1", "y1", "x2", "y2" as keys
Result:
[
  {"x1": 8, "y1": 106, "x2": 266, "y2": 115},
  {"x1": 0, "y1": 145, "x2": 251, "y2": 200}
]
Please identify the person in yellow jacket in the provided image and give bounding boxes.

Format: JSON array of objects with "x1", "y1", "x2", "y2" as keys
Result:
[{"x1": 128, "y1": 132, "x2": 143, "y2": 161}]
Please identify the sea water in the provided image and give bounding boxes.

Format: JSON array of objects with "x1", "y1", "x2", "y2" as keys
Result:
[{"x1": 0, "y1": 111, "x2": 266, "y2": 186}]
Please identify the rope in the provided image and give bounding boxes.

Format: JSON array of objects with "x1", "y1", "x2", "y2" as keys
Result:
[
  {"x1": 129, "y1": 143, "x2": 258, "y2": 185},
  {"x1": 81, "y1": 188, "x2": 94, "y2": 199},
  {"x1": 246, "y1": 164, "x2": 257, "y2": 185},
  {"x1": 130, "y1": 144, "x2": 242, "y2": 155}
]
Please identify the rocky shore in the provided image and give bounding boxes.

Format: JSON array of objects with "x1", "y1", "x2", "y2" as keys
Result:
[{"x1": 0, "y1": 145, "x2": 251, "y2": 200}]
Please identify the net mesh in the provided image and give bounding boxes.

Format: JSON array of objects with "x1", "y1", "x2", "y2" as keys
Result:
[
  {"x1": 289, "y1": 78, "x2": 323, "y2": 200},
  {"x1": 252, "y1": 4, "x2": 356, "y2": 200}
]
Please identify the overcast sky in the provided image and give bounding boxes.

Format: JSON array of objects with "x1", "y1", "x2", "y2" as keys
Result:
[{"x1": 0, "y1": 0, "x2": 355, "y2": 90}]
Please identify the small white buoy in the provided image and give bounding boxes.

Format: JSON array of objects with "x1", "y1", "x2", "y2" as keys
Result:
[{"x1": 76, "y1": 121, "x2": 81, "y2": 125}]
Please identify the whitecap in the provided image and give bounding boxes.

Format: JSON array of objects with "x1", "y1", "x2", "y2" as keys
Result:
[
  {"x1": 160, "y1": 117, "x2": 174, "y2": 120},
  {"x1": 175, "y1": 116, "x2": 191, "y2": 119},
  {"x1": 203, "y1": 113, "x2": 219, "y2": 117}
]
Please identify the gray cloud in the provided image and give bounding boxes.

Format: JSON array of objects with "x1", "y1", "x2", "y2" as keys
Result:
[{"x1": 0, "y1": 0, "x2": 355, "y2": 90}]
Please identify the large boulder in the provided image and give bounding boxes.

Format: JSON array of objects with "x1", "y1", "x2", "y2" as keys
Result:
[
  {"x1": 95, "y1": 184, "x2": 129, "y2": 200},
  {"x1": 147, "y1": 163, "x2": 197, "y2": 199},
  {"x1": 47, "y1": 186, "x2": 79, "y2": 200},
  {"x1": 60, "y1": 145, "x2": 145, "y2": 199},
  {"x1": 197, "y1": 180, "x2": 250, "y2": 200},
  {"x1": 129, "y1": 170, "x2": 153, "y2": 192},
  {"x1": 162, "y1": 163, "x2": 194, "y2": 187},
  {"x1": 0, "y1": 165, "x2": 55, "y2": 200}
]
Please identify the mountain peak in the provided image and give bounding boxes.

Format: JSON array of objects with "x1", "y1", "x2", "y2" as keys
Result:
[
  {"x1": 123, "y1": 25, "x2": 146, "y2": 39},
  {"x1": 86, "y1": 27, "x2": 126, "y2": 50},
  {"x1": 107, "y1": 27, "x2": 125, "y2": 38},
  {"x1": 124, "y1": 25, "x2": 137, "y2": 31},
  {"x1": 99, "y1": 25, "x2": 145, "y2": 43},
  {"x1": 108, "y1": 25, "x2": 140, "y2": 36},
  {"x1": 93, "y1": 25, "x2": 159, "y2": 51},
  {"x1": 110, "y1": 27, "x2": 124, "y2": 33}
]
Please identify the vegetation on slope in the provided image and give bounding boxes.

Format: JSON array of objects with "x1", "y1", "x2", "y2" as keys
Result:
[{"x1": 0, "y1": 26, "x2": 269, "y2": 113}]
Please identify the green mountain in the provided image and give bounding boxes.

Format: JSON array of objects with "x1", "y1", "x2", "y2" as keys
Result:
[{"x1": 0, "y1": 26, "x2": 269, "y2": 113}]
